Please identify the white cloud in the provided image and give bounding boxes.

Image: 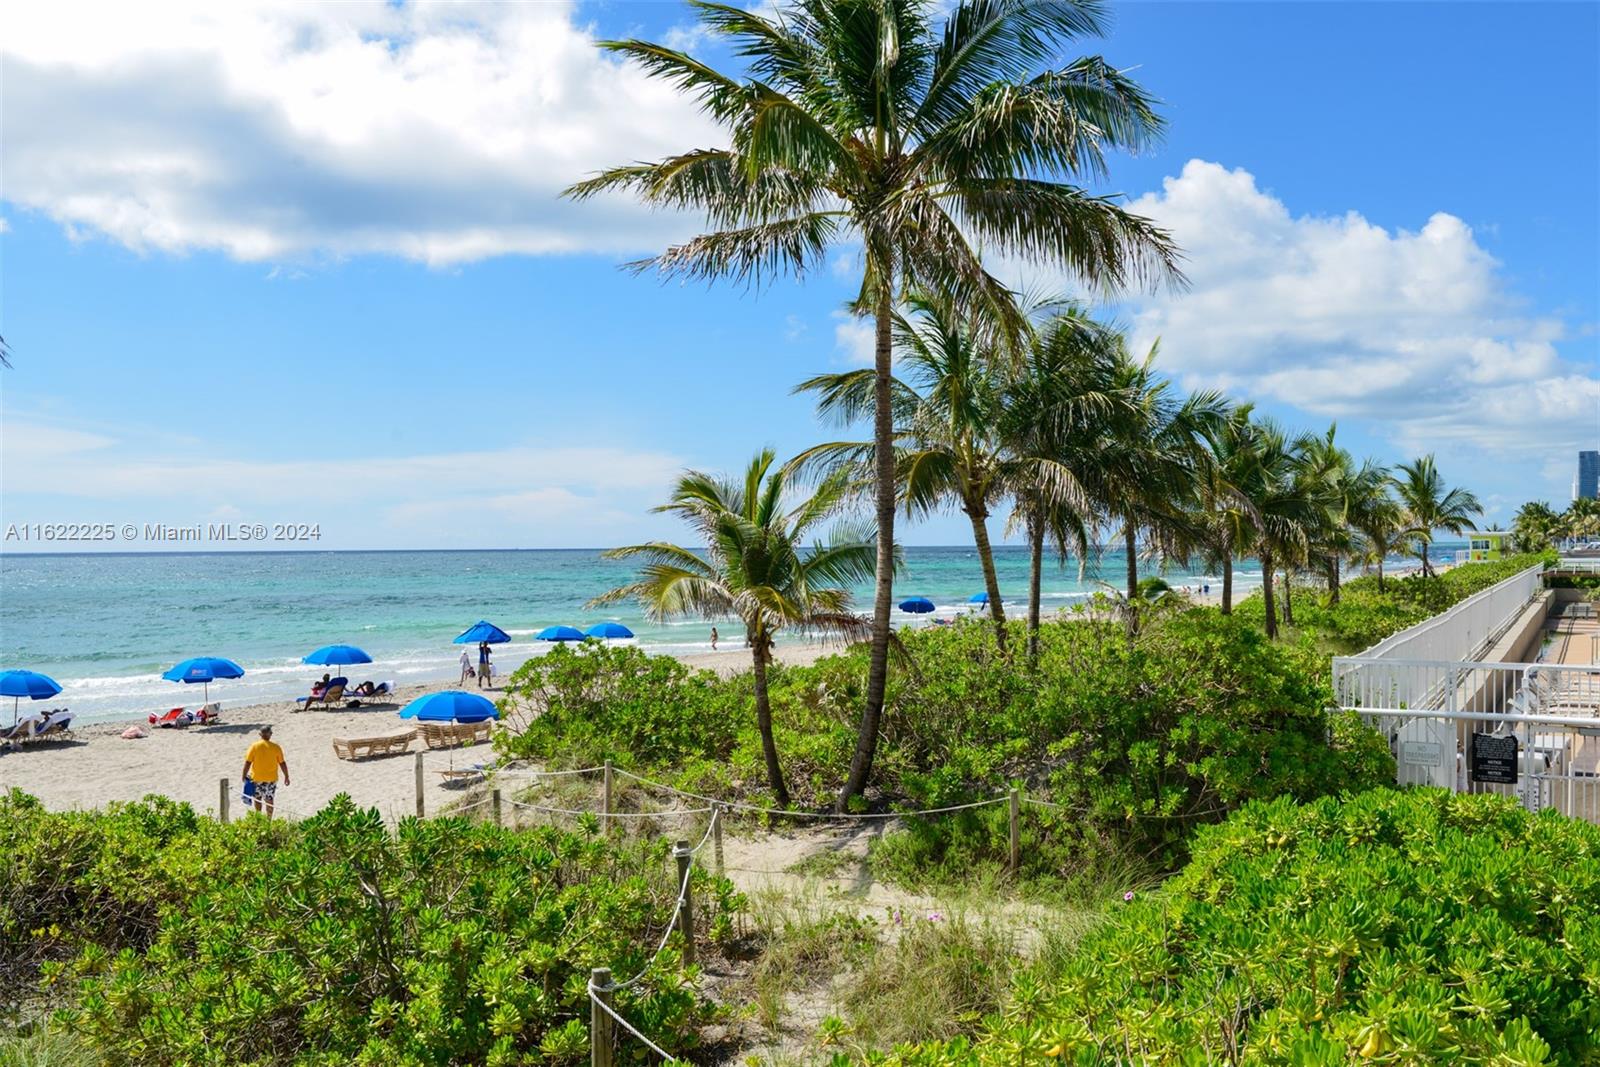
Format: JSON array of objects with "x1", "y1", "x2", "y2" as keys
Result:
[
  {"x1": 0, "y1": 1, "x2": 721, "y2": 265},
  {"x1": 1119, "y1": 160, "x2": 1593, "y2": 457},
  {"x1": 833, "y1": 312, "x2": 875, "y2": 365},
  {"x1": 0, "y1": 413, "x2": 684, "y2": 548}
]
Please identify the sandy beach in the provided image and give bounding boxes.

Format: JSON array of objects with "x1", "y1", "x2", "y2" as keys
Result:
[{"x1": 0, "y1": 645, "x2": 826, "y2": 820}]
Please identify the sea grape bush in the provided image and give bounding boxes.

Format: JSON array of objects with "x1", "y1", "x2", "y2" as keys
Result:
[
  {"x1": 0, "y1": 790, "x2": 736, "y2": 1065},
  {"x1": 883, "y1": 789, "x2": 1600, "y2": 1065},
  {"x1": 497, "y1": 608, "x2": 1392, "y2": 874}
]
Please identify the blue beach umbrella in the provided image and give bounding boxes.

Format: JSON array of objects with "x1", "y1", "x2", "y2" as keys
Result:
[
  {"x1": 968, "y1": 592, "x2": 998, "y2": 605},
  {"x1": 537, "y1": 625, "x2": 587, "y2": 642},
  {"x1": 1, "y1": 669, "x2": 62, "y2": 727},
  {"x1": 899, "y1": 596, "x2": 936, "y2": 614},
  {"x1": 398, "y1": 690, "x2": 499, "y2": 723},
  {"x1": 161, "y1": 656, "x2": 245, "y2": 703},
  {"x1": 585, "y1": 622, "x2": 635, "y2": 640},
  {"x1": 454, "y1": 620, "x2": 512, "y2": 645},
  {"x1": 302, "y1": 644, "x2": 373, "y2": 668}
]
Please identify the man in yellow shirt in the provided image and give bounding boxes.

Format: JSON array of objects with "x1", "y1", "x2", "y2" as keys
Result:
[{"x1": 242, "y1": 725, "x2": 290, "y2": 818}]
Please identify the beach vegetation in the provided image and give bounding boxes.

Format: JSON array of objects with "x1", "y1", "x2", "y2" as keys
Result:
[
  {"x1": 0, "y1": 789, "x2": 737, "y2": 1065},
  {"x1": 882, "y1": 789, "x2": 1600, "y2": 1065},
  {"x1": 1393, "y1": 453, "x2": 1485, "y2": 577},
  {"x1": 568, "y1": 0, "x2": 1184, "y2": 813}
]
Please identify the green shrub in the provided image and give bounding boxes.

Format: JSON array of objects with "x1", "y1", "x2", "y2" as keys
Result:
[
  {"x1": 495, "y1": 610, "x2": 1393, "y2": 880},
  {"x1": 1235, "y1": 553, "x2": 1555, "y2": 655},
  {"x1": 888, "y1": 789, "x2": 1600, "y2": 1065},
  {"x1": 0, "y1": 790, "x2": 737, "y2": 1066}
]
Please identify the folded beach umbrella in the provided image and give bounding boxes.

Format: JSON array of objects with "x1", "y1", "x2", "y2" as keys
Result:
[
  {"x1": 899, "y1": 596, "x2": 936, "y2": 614},
  {"x1": 585, "y1": 622, "x2": 634, "y2": 640},
  {"x1": 161, "y1": 656, "x2": 245, "y2": 703},
  {"x1": 968, "y1": 592, "x2": 998, "y2": 605},
  {"x1": 398, "y1": 690, "x2": 499, "y2": 723},
  {"x1": 537, "y1": 625, "x2": 587, "y2": 642},
  {"x1": 1, "y1": 669, "x2": 62, "y2": 727},
  {"x1": 303, "y1": 644, "x2": 373, "y2": 667},
  {"x1": 454, "y1": 620, "x2": 512, "y2": 644}
]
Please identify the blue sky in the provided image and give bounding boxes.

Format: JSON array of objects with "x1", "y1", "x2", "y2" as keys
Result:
[{"x1": 2, "y1": 0, "x2": 1596, "y2": 550}]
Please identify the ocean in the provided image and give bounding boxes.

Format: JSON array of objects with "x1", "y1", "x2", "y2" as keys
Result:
[{"x1": 0, "y1": 544, "x2": 1460, "y2": 724}]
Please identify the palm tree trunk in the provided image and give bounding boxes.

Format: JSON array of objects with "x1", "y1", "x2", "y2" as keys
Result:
[
  {"x1": 1419, "y1": 539, "x2": 1432, "y2": 578},
  {"x1": 1376, "y1": 551, "x2": 1385, "y2": 592},
  {"x1": 1124, "y1": 522, "x2": 1139, "y2": 601},
  {"x1": 752, "y1": 642, "x2": 788, "y2": 807},
  {"x1": 967, "y1": 502, "x2": 1006, "y2": 652},
  {"x1": 838, "y1": 286, "x2": 895, "y2": 812},
  {"x1": 1027, "y1": 509, "x2": 1044, "y2": 665},
  {"x1": 1220, "y1": 529, "x2": 1234, "y2": 615},
  {"x1": 1261, "y1": 548, "x2": 1278, "y2": 639}
]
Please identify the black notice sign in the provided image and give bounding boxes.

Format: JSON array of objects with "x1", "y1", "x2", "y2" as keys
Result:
[{"x1": 1470, "y1": 732, "x2": 1519, "y2": 785}]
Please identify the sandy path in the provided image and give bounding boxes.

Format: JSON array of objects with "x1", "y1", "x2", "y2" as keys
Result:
[{"x1": 0, "y1": 645, "x2": 826, "y2": 819}]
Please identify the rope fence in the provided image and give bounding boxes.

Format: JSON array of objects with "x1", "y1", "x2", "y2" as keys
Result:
[{"x1": 208, "y1": 757, "x2": 1075, "y2": 1065}]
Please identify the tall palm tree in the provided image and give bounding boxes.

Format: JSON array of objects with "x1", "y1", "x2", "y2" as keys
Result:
[
  {"x1": 568, "y1": 0, "x2": 1181, "y2": 808},
  {"x1": 1000, "y1": 307, "x2": 1127, "y2": 659},
  {"x1": 589, "y1": 451, "x2": 876, "y2": 806},
  {"x1": 1394, "y1": 455, "x2": 1483, "y2": 577},
  {"x1": 796, "y1": 295, "x2": 1016, "y2": 649}
]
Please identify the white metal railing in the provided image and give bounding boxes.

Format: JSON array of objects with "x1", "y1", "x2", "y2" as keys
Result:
[
  {"x1": 1356, "y1": 708, "x2": 1600, "y2": 823},
  {"x1": 1355, "y1": 563, "x2": 1544, "y2": 664},
  {"x1": 1334, "y1": 659, "x2": 1600, "y2": 717},
  {"x1": 1552, "y1": 558, "x2": 1600, "y2": 574}
]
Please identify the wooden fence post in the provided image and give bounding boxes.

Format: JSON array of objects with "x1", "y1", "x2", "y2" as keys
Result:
[
  {"x1": 602, "y1": 759, "x2": 613, "y2": 832},
  {"x1": 492, "y1": 788, "x2": 503, "y2": 827},
  {"x1": 1008, "y1": 788, "x2": 1020, "y2": 873},
  {"x1": 414, "y1": 752, "x2": 425, "y2": 819},
  {"x1": 590, "y1": 967, "x2": 613, "y2": 1067},
  {"x1": 712, "y1": 804, "x2": 725, "y2": 878},
  {"x1": 219, "y1": 777, "x2": 230, "y2": 824},
  {"x1": 673, "y1": 840, "x2": 696, "y2": 966}
]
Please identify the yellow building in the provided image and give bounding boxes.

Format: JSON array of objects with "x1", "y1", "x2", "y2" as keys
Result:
[{"x1": 1463, "y1": 531, "x2": 1506, "y2": 563}]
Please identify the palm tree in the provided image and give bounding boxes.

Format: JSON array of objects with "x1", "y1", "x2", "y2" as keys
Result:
[
  {"x1": 1349, "y1": 476, "x2": 1407, "y2": 592},
  {"x1": 1394, "y1": 455, "x2": 1482, "y2": 577},
  {"x1": 1000, "y1": 307, "x2": 1127, "y2": 659},
  {"x1": 1511, "y1": 500, "x2": 1561, "y2": 553},
  {"x1": 1087, "y1": 343, "x2": 1224, "y2": 622},
  {"x1": 589, "y1": 451, "x2": 876, "y2": 806},
  {"x1": 1240, "y1": 421, "x2": 1317, "y2": 640},
  {"x1": 568, "y1": 0, "x2": 1181, "y2": 808},
  {"x1": 796, "y1": 295, "x2": 1016, "y2": 650},
  {"x1": 1199, "y1": 404, "x2": 1262, "y2": 615}
]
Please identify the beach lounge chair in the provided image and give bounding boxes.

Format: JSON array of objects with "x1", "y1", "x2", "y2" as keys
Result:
[
  {"x1": 150, "y1": 707, "x2": 196, "y2": 728},
  {"x1": 345, "y1": 681, "x2": 394, "y2": 707},
  {"x1": 22, "y1": 709, "x2": 75, "y2": 744},
  {"x1": 331, "y1": 730, "x2": 416, "y2": 761},
  {"x1": 300, "y1": 683, "x2": 346, "y2": 711},
  {"x1": 414, "y1": 719, "x2": 494, "y2": 750}
]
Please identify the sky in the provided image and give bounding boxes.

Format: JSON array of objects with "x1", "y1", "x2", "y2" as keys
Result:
[{"x1": 1, "y1": 0, "x2": 1596, "y2": 551}]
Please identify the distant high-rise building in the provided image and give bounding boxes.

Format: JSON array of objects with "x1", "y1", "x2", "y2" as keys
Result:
[{"x1": 1579, "y1": 451, "x2": 1600, "y2": 500}]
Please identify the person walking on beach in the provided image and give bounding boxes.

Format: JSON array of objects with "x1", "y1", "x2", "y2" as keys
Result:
[
  {"x1": 478, "y1": 646, "x2": 493, "y2": 689},
  {"x1": 242, "y1": 726, "x2": 290, "y2": 819},
  {"x1": 710, "y1": 626, "x2": 719, "y2": 651},
  {"x1": 459, "y1": 649, "x2": 473, "y2": 685}
]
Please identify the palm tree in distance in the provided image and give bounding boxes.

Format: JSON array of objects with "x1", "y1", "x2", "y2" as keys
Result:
[
  {"x1": 1394, "y1": 455, "x2": 1483, "y2": 577},
  {"x1": 1349, "y1": 476, "x2": 1408, "y2": 592},
  {"x1": 567, "y1": 0, "x2": 1182, "y2": 808},
  {"x1": 1001, "y1": 307, "x2": 1129, "y2": 660},
  {"x1": 589, "y1": 451, "x2": 876, "y2": 807}
]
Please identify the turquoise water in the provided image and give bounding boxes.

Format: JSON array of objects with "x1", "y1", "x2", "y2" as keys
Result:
[{"x1": 0, "y1": 544, "x2": 1457, "y2": 723}]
